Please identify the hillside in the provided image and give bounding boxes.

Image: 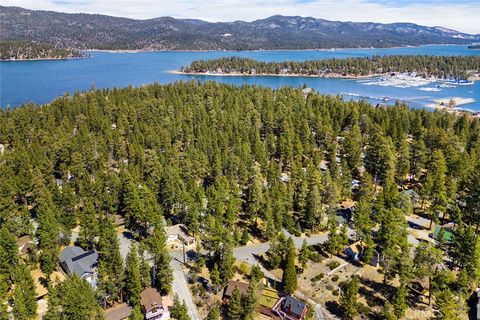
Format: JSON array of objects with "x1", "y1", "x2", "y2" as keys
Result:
[
  {"x1": 1, "y1": 6, "x2": 479, "y2": 50},
  {"x1": 0, "y1": 41, "x2": 87, "y2": 60}
]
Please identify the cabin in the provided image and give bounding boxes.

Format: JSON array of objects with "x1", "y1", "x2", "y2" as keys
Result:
[
  {"x1": 344, "y1": 240, "x2": 381, "y2": 268},
  {"x1": 165, "y1": 224, "x2": 195, "y2": 246},
  {"x1": 258, "y1": 287, "x2": 280, "y2": 319},
  {"x1": 16, "y1": 235, "x2": 35, "y2": 258},
  {"x1": 336, "y1": 206, "x2": 354, "y2": 227},
  {"x1": 60, "y1": 246, "x2": 99, "y2": 286},
  {"x1": 223, "y1": 280, "x2": 249, "y2": 301},
  {"x1": 273, "y1": 296, "x2": 308, "y2": 320},
  {"x1": 140, "y1": 288, "x2": 168, "y2": 320},
  {"x1": 104, "y1": 303, "x2": 132, "y2": 320},
  {"x1": 432, "y1": 222, "x2": 455, "y2": 242},
  {"x1": 344, "y1": 241, "x2": 363, "y2": 261}
]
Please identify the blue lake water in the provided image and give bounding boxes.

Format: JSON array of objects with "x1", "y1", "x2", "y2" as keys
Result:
[{"x1": 1, "y1": 45, "x2": 479, "y2": 111}]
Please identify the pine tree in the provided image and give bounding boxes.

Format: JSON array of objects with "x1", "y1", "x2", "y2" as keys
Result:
[
  {"x1": 242, "y1": 281, "x2": 258, "y2": 320},
  {"x1": 282, "y1": 237, "x2": 297, "y2": 294},
  {"x1": 343, "y1": 124, "x2": 362, "y2": 176},
  {"x1": 97, "y1": 216, "x2": 124, "y2": 303},
  {"x1": 227, "y1": 288, "x2": 243, "y2": 320},
  {"x1": 434, "y1": 288, "x2": 461, "y2": 320},
  {"x1": 124, "y1": 243, "x2": 142, "y2": 307},
  {"x1": 171, "y1": 294, "x2": 191, "y2": 320},
  {"x1": 147, "y1": 225, "x2": 173, "y2": 295},
  {"x1": 12, "y1": 264, "x2": 37, "y2": 320},
  {"x1": 217, "y1": 240, "x2": 236, "y2": 284},
  {"x1": 392, "y1": 285, "x2": 408, "y2": 319},
  {"x1": 78, "y1": 200, "x2": 99, "y2": 250},
  {"x1": 44, "y1": 275, "x2": 103, "y2": 320},
  {"x1": 207, "y1": 306, "x2": 221, "y2": 320},
  {"x1": 298, "y1": 240, "x2": 310, "y2": 271},
  {"x1": 340, "y1": 276, "x2": 359, "y2": 320},
  {"x1": 424, "y1": 150, "x2": 448, "y2": 229}
]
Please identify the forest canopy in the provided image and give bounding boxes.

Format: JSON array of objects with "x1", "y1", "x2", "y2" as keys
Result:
[
  {"x1": 181, "y1": 55, "x2": 480, "y2": 79},
  {"x1": 0, "y1": 41, "x2": 87, "y2": 60}
]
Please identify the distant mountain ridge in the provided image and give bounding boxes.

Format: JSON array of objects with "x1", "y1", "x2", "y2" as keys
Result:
[{"x1": 1, "y1": 6, "x2": 479, "y2": 50}]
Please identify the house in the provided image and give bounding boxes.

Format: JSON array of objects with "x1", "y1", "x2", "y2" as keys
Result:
[
  {"x1": 140, "y1": 288, "x2": 168, "y2": 320},
  {"x1": 165, "y1": 224, "x2": 195, "y2": 246},
  {"x1": 16, "y1": 235, "x2": 35, "y2": 258},
  {"x1": 401, "y1": 189, "x2": 419, "y2": 207},
  {"x1": 344, "y1": 241, "x2": 363, "y2": 261},
  {"x1": 432, "y1": 222, "x2": 455, "y2": 242},
  {"x1": 344, "y1": 241, "x2": 381, "y2": 268},
  {"x1": 60, "y1": 246, "x2": 98, "y2": 286},
  {"x1": 273, "y1": 296, "x2": 308, "y2": 320},
  {"x1": 258, "y1": 287, "x2": 280, "y2": 319},
  {"x1": 223, "y1": 281, "x2": 249, "y2": 301},
  {"x1": 104, "y1": 303, "x2": 132, "y2": 320},
  {"x1": 336, "y1": 206, "x2": 354, "y2": 227}
]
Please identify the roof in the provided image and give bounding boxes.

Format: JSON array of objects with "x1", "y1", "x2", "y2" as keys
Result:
[
  {"x1": 16, "y1": 235, "x2": 34, "y2": 255},
  {"x1": 105, "y1": 303, "x2": 132, "y2": 320},
  {"x1": 282, "y1": 296, "x2": 307, "y2": 316},
  {"x1": 60, "y1": 246, "x2": 98, "y2": 277},
  {"x1": 433, "y1": 226, "x2": 453, "y2": 241},
  {"x1": 16, "y1": 235, "x2": 33, "y2": 248},
  {"x1": 140, "y1": 288, "x2": 163, "y2": 311},
  {"x1": 224, "y1": 281, "x2": 249, "y2": 298},
  {"x1": 165, "y1": 224, "x2": 188, "y2": 236},
  {"x1": 345, "y1": 240, "x2": 365, "y2": 255}
]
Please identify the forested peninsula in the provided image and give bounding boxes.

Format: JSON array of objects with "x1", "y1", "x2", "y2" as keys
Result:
[
  {"x1": 2, "y1": 82, "x2": 480, "y2": 319},
  {"x1": 0, "y1": 41, "x2": 88, "y2": 61},
  {"x1": 180, "y1": 55, "x2": 480, "y2": 80}
]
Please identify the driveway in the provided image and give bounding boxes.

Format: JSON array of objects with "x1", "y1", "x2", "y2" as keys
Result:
[{"x1": 170, "y1": 251, "x2": 201, "y2": 320}]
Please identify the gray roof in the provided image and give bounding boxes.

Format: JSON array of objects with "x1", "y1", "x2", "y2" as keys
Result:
[
  {"x1": 60, "y1": 246, "x2": 98, "y2": 277},
  {"x1": 282, "y1": 296, "x2": 307, "y2": 317}
]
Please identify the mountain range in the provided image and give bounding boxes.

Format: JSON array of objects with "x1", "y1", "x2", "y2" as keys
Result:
[{"x1": 1, "y1": 5, "x2": 479, "y2": 50}]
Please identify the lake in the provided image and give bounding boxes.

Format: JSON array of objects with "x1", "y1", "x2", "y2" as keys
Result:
[{"x1": 1, "y1": 45, "x2": 479, "y2": 111}]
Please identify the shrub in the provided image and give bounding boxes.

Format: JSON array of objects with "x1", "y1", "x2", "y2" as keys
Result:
[
  {"x1": 331, "y1": 275, "x2": 339, "y2": 282},
  {"x1": 309, "y1": 252, "x2": 322, "y2": 263},
  {"x1": 326, "y1": 284, "x2": 334, "y2": 291},
  {"x1": 311, "y1": 273, "x2": 324, "y2": 282},
  {"x1": 238, "y1": 262, "x2": 250, "y2": 275},
  {"x1": 332, "y1": 290, "x2": 339, "y2": 296},
  {"x1": 327, "y1": 261, "x2": 340, "y2": 270}
]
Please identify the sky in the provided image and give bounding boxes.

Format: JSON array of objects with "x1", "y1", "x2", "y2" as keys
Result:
[{"x1": 2, "y1": 0, "x2": 479, "y2": 34}]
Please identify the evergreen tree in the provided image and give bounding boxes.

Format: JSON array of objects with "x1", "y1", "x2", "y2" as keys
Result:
[
  {"x1": 227, "y1": 287, "x2": 243, "y2": 320},
  {"x1": 207, "y1": 306, "x2": 221, "y2": 320},
  {"x1": 125, "y1": 243, "x2": 142, "y2": 307},
  {"x1": 171, "y1": 294, "x2": 191, "y2": 320},
  {"x1": 424, "y1": 150, "x2": 448, "y2": 229},
  {"x1": 44, "y1": 275, "x2": 103, "y2": 320},
  {"x1": 340, "y1": 276, "x2": 359, "y2": 320},
  {"x1": 97, "y1": 216, "x2": 124, "y2": 303},
  {"x1": 282, "y1": 237, "x2": 297, "y2": 294},
  {"x1": 12, "y1": 264, "x2": 37, "y2": 320},
  {"x1": 298, "y1": 240, "x2": 310, "y2": 271}
]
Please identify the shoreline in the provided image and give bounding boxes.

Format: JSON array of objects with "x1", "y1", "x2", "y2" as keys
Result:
[
  {"x1": 81, "y1": 43, "x2": 471, "y2": 53},
  {"x1": 169, "y1": 70, "x2": 381, "y2": 79},
  {"x1": 0, "y1": 55, "x2": 90, "y2": 62},
  {"x1": 170, "y1": 70, "x2": 480, "y2": 83}
]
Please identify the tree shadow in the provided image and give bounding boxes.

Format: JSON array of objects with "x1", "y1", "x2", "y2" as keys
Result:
[
  {"x1": 359, "y1": 277, "x2": 396, "y2": 297},
  {"x1": 325, "y1": 300, "x2": 343, "y2": 318}
]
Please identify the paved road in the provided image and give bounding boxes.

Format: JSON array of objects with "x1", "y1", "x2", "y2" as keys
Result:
[{"x1": 170, "y1": 251, "x2": 201, "y2": 320}]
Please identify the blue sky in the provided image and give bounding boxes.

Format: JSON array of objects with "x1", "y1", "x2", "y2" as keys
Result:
[{"x1": 2, "y1": 0, "x2": 479, "y2": 33}]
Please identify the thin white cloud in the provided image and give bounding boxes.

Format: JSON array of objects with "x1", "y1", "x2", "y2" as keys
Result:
[{"x1": 1, "y1": 0, "x2": 479, "y2": 34}]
